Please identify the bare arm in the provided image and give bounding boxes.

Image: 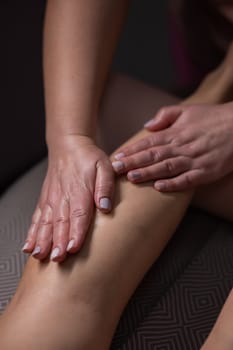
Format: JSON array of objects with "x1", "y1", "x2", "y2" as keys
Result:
[
  {"x1": 44, "y1": 0, "x2": 129, "y2": 143},
  {"x1": 22, "y1": 0, "x2": 130, "y2": 260}
]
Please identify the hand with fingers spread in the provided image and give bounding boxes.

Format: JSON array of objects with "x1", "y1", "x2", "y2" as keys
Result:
[
  {"x1": 112, "y1": 102, "x2": 233, "y2": 192},
  {"x1": 22, "y1": 135, "x2": 114, "y2": 262}
]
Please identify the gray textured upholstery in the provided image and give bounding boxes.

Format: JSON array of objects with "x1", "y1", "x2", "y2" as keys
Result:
[{"x1": 0, "y1": 158, "x2": 47, "y2": 312}]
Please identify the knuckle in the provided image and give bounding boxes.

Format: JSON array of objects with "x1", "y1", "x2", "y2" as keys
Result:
[
  {"x1": 165, "y1": 159, "x2": 175, "y2": 174},
  {"x1": 54, "y1": 216, "x2": 69, "y2": 226},
  {"x1": 148, "y1": 149, "x2": 156, "y2": 162},
  {"x1": 95, "y1": 181, "x2": 113, "y2": 193},
  {"x1": 147, "y1": 135, "x2": 155, "y2": 147},
  {"x1": 122, "y1": 146, "x2": 129, "y2": 154},
  {"x1": 70, "y1": 208, "x2": 88, "y2": 220},
  {"x1": 96, "y1": 158, "x2": 106, "y2": 170},
  {"x1": 170, "y1": 131, "x2": 186, "y2": 146},
  {"x1": 139, "y1": 168, "x2": 146, "y2": 178},
  {"x1": 139, "y1": 139, "x2": 147, "y2": 149},
  {"x1": 95, "y1": 184, "x2": 106, "y2": 193},
  {"x1": 39, "y1": 218, "x2": 53, "y2": 226},
  {"x1": 45, "y1": 199, "x2": 54, "y2": 210},
  {"x1": 31, "y1": 217, "x2": 38, "y2": 225},
  {"x1": 139, "y1": 137, "x2": 153, "y2": 149},
  {"x1": 171, "y1": 136, "x2": 181, "y2": 146},
  {"x1": 31, "y1": 209, "x2": 41, "y2": 224},
  {"x1": 153, "y1": 149, "x2": 162, "y2": 162},
  {"x1": 26, "y1": 226, "x2": 36, "y2": 239},
  {"x1": 183, "y1": 173, "x2": 194, "y2": 187},
  {"x1": 182, "y1": 143, "x2": 195, "y2": 156},
  {"x1": 170, "y1": 180, "x2": 178, "y2": 190}
]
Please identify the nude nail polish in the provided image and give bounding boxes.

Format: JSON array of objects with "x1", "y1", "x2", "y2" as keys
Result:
[
  {"x1": 114, "y1": 152, "x2": 125, "y2": 160},
  {"x1": 128, "y1": 172, "x2": 141, "y2": 180},
  {"x1": 100, "y1": 197, "x2": 111, "y2": 210},
  {"x1": 22, "y1": 242, "x2": 30, "y2": 252},
  {"x1": 144, "y1": 119, "x2": 155, "y2": 128},
  {"x1": 32, "y1": 246, "x2": 41, "y2": 256},
  {"x1": 50, "y1": 247, "x2": 60, "y2": 260},
  {"x1": 67, "y1": 239, "x2": 75, "y2": 252},
  {"x1": 112, "y1": 161, "x2": 124, "y2": 172}
]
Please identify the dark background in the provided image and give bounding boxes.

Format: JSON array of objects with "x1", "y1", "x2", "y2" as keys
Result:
[{"x1": 3, "y1": 0, "x2": 177, "y2": 194}]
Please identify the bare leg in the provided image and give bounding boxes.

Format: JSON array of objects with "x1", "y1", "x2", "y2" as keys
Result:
[
  {"x1": 0, "y1": 50, "x2": 232, "y2": 350},
  {"x1": 201, "y1": 289, "x2": 233, "y2": 350},
  {"x1": 0, "y1": 127, "x2": 192, "y2": 349},
  {"x1": 98, "y1": 68, "x2": 233, "y2": 222}
]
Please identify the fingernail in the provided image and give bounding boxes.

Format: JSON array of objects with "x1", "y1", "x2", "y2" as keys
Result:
[
  {"x1": 67, "y1": 239, "x2": 75, "y2": 252},
  {"x1": 100, "y1": 197, "x2": 111, "y2": 211},
  {"x1": 112, "y1": 161, "x2": 124, "y2": 172},
  {"x1": 22, "y1": 242, "x2": 30, "y2": 252},
  {"x1": 114, "y1": 152, "x2": 125, "y2": 160},
  {"x1": 128, "y1": 171, "x2": 141, "y2": 180},
  {"x1": 32, "y1": 246, "x2": 41, "y2": 256},
  {"x1": 144, "y1": 119, "x2": 155, "y2": 128},
  {"x1": 155, "y1": 181, "x2": 165, "y2": 191},
  {"x1": 50, "y1": 247, "x2": 60, "y2": 261}
]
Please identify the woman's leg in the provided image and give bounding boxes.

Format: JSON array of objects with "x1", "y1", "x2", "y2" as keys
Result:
[
  {"x1": 1, "y1": 62, "x2": 232, "y2": 349},
  {"x1": 98, "y1": 73, "x2": 233, "y2": 222},
  {"x1": 201, "y1": 289, "x2": 233, "y2": 350},
  {"x1": 0, "y1": 126, "x2": 192, "y2": 350}
]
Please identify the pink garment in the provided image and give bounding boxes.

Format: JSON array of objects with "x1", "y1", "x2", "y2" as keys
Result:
[{"x1": 168, "y1": 12, "x2": 205, "y2": 89}]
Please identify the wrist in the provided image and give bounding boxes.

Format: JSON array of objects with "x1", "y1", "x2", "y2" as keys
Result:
[
  {"x1": 46, "y1": 133, "x2": 95, "y2": 157},
  {"x1": 46, "y1": 128, "x2": 94, "y2": 147}
]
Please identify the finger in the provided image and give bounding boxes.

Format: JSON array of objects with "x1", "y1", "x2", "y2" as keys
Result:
[
  {"x1": 114, "y1": 131, "x2": 169, "y2": 160},
  {"x1": 127, "y1": 156, "x2": 191, "y2": 183},
  {"x1": 95, "y1": 160, "x2": 115, "y2": 213},
  {"x1": 22, "y1": 176, "x2": 50, "y2": 253},
  {"x1": 31, "y1": 203, "x2": 53, "y2": 260},
  {"x1": 112, "y1": 146, "x2": 176, "y2": 174},
  {"x1": 144, "y1": 105, "x2": 183, "y2": 131},
  {"x1": 154, "y1": 169, "x2": 204, "y2": 192},
  {"x1": 67, "y1": 190, "x2": 93, "y2": 254},
  {"x1": 22, "y1": 206, "x2": 42, "y2": 253},
  {"x1": 50, "y1": 197, "x2": 70, "y2": 262}
]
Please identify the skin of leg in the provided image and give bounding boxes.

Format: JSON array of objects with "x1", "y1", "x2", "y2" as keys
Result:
[
  {"x1": 0, "y1": 63, "x2": 232, "y2": 349},
  {"x1": 98, "y1": 73, "x2": 233, "y2": 222},
  {"x1": 0, "y1": 127, "x2": 192, "y2": 350},
  {"x1": 201, "y1": 289, "x2": 233, "y2": 350}
]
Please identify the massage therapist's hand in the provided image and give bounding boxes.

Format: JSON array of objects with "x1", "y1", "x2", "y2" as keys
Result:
[
  {"x1": 112, "y1": 102, "x2": 233, "y2": 192},
  {"x1": 22, "y1": 135, "x2": 114, "y2": 262}
]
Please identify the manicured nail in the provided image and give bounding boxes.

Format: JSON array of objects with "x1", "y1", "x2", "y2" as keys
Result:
[
  {"x1": 22, "y1": 242, "x2": 30, "y2": 252},
  {"x1": 155, "y1": 181, "x2": 165, "y2": 191},
  {"x1": 114, "y1": 152, "x2": 125, "y2": 160},
  {"x1": 32, "y1": 246, "x2": 41, "y2": 256},
  {"x1": 99, "y1": 197, "x2": 111, "y2": 211},
  {"x1": 67, "y1": 239, "x2": 75, "y2": 252},
  {"x1": 144, "y1": 119, "x2": 155, "y2": 128},
  {"x1": 128, "y1": 171, "x2": 141, "y2": 180},
  {"x1": 50, "y1": 247, "x2": 60, "y2": 261},
  {"x1": 112, "y1": 161, "x2": 124, "y2": 172}
]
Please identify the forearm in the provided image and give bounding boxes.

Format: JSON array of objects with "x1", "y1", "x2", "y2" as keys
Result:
[{"x1": 44, "y1": 0, "x2": 129, "y2": 145}]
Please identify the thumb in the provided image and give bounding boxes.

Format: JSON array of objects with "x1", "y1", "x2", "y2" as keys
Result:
[
  {"x1": 94, "y1": 159, "x2": 115, "y2": 213},
  {"x1": 144, "y1": 105, "x2": 183, "y2": 131}
]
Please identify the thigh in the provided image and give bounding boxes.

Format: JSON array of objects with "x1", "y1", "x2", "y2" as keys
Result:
[{"x1": 97, "y1": 73, "x2": 180, "y2": 154}]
